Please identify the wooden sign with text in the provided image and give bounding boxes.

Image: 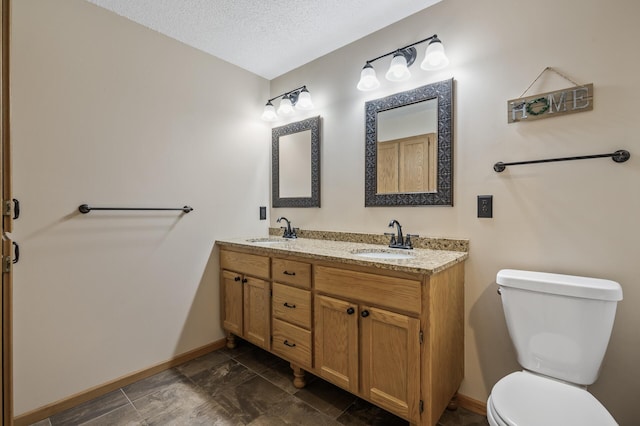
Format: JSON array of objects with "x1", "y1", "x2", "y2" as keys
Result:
[{"x1": 507, "y1": 83, "x2": 593, "y2": 123}]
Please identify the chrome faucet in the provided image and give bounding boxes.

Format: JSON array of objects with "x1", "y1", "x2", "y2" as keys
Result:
[
  {"x1": 277, "y1": 217, "x2": 297, "y2": 239},
  {"x1": 386, "y1": 219, "x2": 418, "y2": 249}
]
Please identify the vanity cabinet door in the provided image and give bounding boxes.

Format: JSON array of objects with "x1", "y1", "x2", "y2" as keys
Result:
[
  {"x1": 360, "y1": 306, "x2": 421, "y2": 422},
  {"x1": 222, "y1": 270, "x2": 243, "y2": 336},
  {"x1": 314, "y1": 295, "x2": 359, "y2": 393},
  {"x1": 243, "y1": 276, "x2": 271, "y2": 350},
  {"x1": 222, "y1": 270, "x2": 271, "y2": 350}
]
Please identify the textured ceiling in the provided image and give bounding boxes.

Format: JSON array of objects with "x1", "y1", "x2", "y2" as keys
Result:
[{"x1": 85, "y1": 0, "x2": 442, "y2": 80}]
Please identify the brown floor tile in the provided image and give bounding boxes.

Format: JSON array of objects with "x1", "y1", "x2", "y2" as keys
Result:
[
  {"x1": 437, "y1": 407, "x2": 489, "y2": 426},
  {"x1": 122, "y1": 368, "x2": 188, "y2": 402},
  {"x1": 294, "y1": 377, "x2": 358, "y2": 418},
  {"x1": 177, "y1": 350, "x2": 232, "y2": 379},
  {"x1": 49, "y1": 389, "x2": 130, "y2": 426},
  {"x1": 33, "y1": 346, "x2": 490, "y2": 426},
  {"x1": 258, "y1": 358, "x2": 315, "y2": 394},
  {"x1": 190, "y1": 358, "x2": 257, "y2": 395},
  {"x1": 337, "y1": 398, "x2": 409, "y2": 426},
  {"x1": 79, "y1": 403, "x2": 145, "y2": 426},
  {"x1": 132, "y1": 379, "x2": 237, "y2": 425},
  {"x1": 263, "y1": 394, "x2": 341, "y2": 426},
  {"x1": 209, "y1": 374, "x2": 290, "y2": 424},
  {"x1": 233, "y1": 346, "x2": 284, "y2": 374}
]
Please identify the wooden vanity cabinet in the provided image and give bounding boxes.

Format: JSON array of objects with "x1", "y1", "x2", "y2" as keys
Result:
[
  {"x1": 220, "y1": 250, "x2": 271, "y2": 350},
  {"x1": 219, "y1": 246, "x2": 465, "y2": 426},
  {"x1": 314, "y1": 266, "x2": 422, "y2": 422}
]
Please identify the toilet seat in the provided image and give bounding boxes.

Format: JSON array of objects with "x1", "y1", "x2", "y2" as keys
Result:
[{"x1": 489, "y1": 371, "x2": 617, "y2": 426}]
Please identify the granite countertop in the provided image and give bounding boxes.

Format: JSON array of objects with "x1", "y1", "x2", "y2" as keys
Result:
[{"x1": 215, "y1": 235, "x2": 468, "y2": 275}]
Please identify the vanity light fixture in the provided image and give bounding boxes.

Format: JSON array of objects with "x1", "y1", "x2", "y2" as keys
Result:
[
  {"x1": 261, "y1": 85, "x2": 314, "y2": 121},
  {"x1": 357, "y1": 34, "x2": 449, "y2": 91}
]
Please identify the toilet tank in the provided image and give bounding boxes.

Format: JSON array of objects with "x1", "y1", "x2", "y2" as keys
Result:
[{"x1": 497, "y1": 269, "x2": 622, "y2": 386}]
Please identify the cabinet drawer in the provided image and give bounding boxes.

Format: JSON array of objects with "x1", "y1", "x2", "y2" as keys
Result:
[
  {"x1": 272, "y1": 283, "x2": 311, "y2": 328},
  {"x1": 272, "y1": 258, "x2": 311, "y2": 288},
  {"x1": 272, "y1": 318, "x2": 312, "y2": 368},
  {"x1": 220, "y1": 250, "x2": 270, "y2": 279},
  {"x1": 315, "y1": 266, "x2": 421, "y2": 315}
]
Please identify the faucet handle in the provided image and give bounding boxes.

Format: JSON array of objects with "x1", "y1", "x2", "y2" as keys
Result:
[
  {"x1": 404, "y1": 234, "x2": 419, "y2": 249},
  {"x1": 384, "y1": 232, "x2": 396, "y2": 246}
]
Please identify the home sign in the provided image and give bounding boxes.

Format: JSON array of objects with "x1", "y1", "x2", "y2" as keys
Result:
[{"x1": 507, "y1": 83, "x2": 593, "y2": 123}]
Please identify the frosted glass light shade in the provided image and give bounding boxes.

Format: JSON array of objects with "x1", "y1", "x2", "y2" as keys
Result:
[
  {"x1": 261, "y1": 102, "x2": 277, "y2": 121},
  {"x1": 421, "y1": 39, "x2": 449, "y2": 70},
  {"x1": 296, "y1": 88, "x2": 314, "y2": 110},
  {"x1": 277, "y1": 96, "x2": 294, "y2": 115},
  {"x1": 357, "y1": 64, "x2": 380, "y2": 91},
  {"x1": 385, "y1": 53, "x2": 411, "y2": 81}
]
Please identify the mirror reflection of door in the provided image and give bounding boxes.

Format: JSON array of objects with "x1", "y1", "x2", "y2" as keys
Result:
[
  {"x1": 376, "y1": 99, "x2": 437, "y2": 194},
  {"x1": 279, "y1": 130, "x2": 312, "y2": 198}
]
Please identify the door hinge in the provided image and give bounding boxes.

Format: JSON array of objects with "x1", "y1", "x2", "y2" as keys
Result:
[
  {"x1": 3, "y1": 256, "x2": 11, "y2": 273},
  {"x1": 419, "y1": 400, "x2": 424, "y2": 413},
  {"x1": 2, "y1": 200, "x2": 10, "y2": 216},
  {"x1": 419, "y1": 330, "x2": 424, "y2": 344}
]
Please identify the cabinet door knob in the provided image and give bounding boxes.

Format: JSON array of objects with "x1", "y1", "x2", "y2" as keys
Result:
[
  {"x1": 234, "y1": 276, "x2": 241, "y2": 282},
  {"x1": 283, "y1": 340, "x2": 296, "y2": 348},
  {"x1": 283, "y1": 302, "x2": 296, "y2": 309},
  {"x1": 346, "y1": 307, "x2": 355, "y2": 315},
  {"x1": 241, "y1": 278, "x2": 248, "y2": 284},
  {"x1": 361, "y1": 310, "x2": 370, "y2": 318}
]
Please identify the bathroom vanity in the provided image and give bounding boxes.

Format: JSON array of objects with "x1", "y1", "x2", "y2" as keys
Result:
[{"x1": 216, "y1": 233, "x2": 467, "y2": 426}]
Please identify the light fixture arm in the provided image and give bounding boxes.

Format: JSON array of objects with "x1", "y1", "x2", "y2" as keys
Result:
[
  {"x1": 266, "y1": 85, "x2": 308, "y2": 104},
  {"x1": 364, "y1": 34, "x2": 439, "y2": 65}
]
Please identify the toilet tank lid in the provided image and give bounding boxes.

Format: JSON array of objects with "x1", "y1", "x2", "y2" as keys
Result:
[{"x1": 497, "y1": 269, "x2": 623, "y2": 301}]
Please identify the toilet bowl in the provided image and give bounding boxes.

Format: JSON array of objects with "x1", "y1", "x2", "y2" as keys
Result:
[
  {"x1": 487, "y1": 371, "x2": 617, "y2": 426},
  {"x1": 488, "y1": 269, "x2": 622, "y2": 426}
]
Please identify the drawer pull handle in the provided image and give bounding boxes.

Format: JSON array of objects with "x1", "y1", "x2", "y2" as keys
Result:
[
  {"x1": 234, "y1": 276, "x2": 241, "y2": 282},
  {"x1": 346, "y1": 307, "x2": 355, "y2": 315},
  {"x1": 283, "y1": 302, "x2": 296, "y2": 309},
  {"x1": 283, "y1": 270, "x2": 296, "y2": 276},
  {"x1": 361, "y1": 310, "x2": 370, "y2": 318},
  {"x1": 283, "y1": 340, "x2": 296, "y2": 348}
]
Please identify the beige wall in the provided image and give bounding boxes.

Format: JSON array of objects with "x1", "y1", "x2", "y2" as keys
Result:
[
  {"x1": 11, "y1": 0, "x2": 270, "y2": 415},
  {"x1": 270, "y1": 0, "x2": 640, "y2": 424},
  {"x1": 11, "y1": 0, "x2": 640, "y2": 422}
]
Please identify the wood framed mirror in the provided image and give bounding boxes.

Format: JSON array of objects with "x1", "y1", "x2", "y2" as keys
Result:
[
  {"x1": 365, "y1": 78, "x2": 453, "y2": 206},
  {"x1": 272, "y1": 116, "x2": 321, "y2": 208}
]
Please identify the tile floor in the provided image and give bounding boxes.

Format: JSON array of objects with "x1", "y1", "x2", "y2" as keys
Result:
[{"x1": 31, "y1": 342, "x2": 489, "y2": 426}]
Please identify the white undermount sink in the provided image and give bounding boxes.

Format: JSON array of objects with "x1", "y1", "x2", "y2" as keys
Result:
[{"x1": 351, "y1": 249, "x2": 415, "y2": 260}]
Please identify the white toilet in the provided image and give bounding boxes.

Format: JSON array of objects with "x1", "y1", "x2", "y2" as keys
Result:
[{"x1": 487, "y1": 269, "x2": 623, "y2": 426}]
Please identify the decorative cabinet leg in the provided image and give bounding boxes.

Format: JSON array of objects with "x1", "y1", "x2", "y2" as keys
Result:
[
  {"x1": 226, "y1": 332, "x2": 237, "y2": 349},
  {"x1": 290, "y1": 363, "x2": 306, "y2": 389},
  {"x1": 447, "y1": 392, "x2": 459, "y2": 411}
]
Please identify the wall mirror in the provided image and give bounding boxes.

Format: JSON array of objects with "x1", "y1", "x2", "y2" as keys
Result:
[
  {"x1": 272, "y1": 116, "x2": 320, "y2": 207},
  {"x1": 365, "y1": 78, "x2": 453, "y2": 206}
]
